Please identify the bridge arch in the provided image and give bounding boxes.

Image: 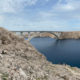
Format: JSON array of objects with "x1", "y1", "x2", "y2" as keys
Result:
[{"x1": 27, "y1": 32, "x2": 60, "y2": 41}]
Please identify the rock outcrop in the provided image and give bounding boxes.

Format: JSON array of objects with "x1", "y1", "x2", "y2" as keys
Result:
[
  {"x1": 0, "y1": 28, "x2": 80, "y2": 80},
  {"x1": 58, "y1": 31, "x2": 80, "y2": 39}
]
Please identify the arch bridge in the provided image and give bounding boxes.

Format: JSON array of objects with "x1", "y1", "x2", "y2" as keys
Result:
[
  {"x1": 11, "y1": 31, "x2": 61, "y2": 41},
  {"x1": 27, "y1": 32, "x2": 61, "y2": 41}
]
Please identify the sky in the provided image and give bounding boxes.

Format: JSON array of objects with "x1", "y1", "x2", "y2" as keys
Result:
[{"x1": 0, "y1": 0, "x2": 80, "y2": 31}]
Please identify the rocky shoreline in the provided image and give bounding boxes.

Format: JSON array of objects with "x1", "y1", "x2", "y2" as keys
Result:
[{"x1": 0, "y1": 28, "x2": 80, "y2": 80}]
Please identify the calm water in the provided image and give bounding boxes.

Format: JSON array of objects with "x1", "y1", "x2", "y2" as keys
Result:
[{"x1": 30, "y1": 37, "x2": 80, "y2": 67}]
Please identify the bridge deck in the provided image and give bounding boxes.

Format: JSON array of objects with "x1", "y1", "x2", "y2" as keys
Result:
[
  {"x1": 11, "y1": 31, "x2": 61, "y2": 32},
  {"x1": 11, "y1": 31, "x2": 61, "y2": 40}
]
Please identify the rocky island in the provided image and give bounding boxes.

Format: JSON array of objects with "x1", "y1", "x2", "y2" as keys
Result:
[{"x1": 0, "y1": 28, "x2": 80, "y2": 80}]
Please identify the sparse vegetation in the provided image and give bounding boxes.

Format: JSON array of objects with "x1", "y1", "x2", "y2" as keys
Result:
[{"x1": 1, "y1": 73, "x2": 9, "y2": 80}]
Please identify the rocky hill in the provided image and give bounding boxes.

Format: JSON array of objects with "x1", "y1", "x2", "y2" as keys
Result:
[
  {"x1": 59, "y1": 31, "x2": 80, "y2": 39},
  {"x1": 0, "y1": 28, "x2": 80, "y2": 80}
]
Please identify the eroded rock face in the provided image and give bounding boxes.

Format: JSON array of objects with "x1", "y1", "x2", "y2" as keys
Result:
[
  {"x1": 59, "y1": 31, "x2": 80, "y2": 39},
  {"x1": 0, "y1": 27, "x2": 80, "y2": 80}
]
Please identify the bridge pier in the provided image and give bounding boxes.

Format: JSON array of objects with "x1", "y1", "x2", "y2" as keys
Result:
[{"x1": 20, "y1": 32, "x2": 23, "y2": 36}]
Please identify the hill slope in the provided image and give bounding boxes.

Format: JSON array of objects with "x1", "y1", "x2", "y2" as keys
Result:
[{"x1": 0, "y1": 28, "x2": 80, "y2": 80}]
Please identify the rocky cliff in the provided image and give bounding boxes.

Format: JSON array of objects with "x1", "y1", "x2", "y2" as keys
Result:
[
  {"x1": 0, "y1": 28, "x2": 80, "y2": 80},
  {"x1": 59, "y1": 31, "x2": 80, "y2": 39}
]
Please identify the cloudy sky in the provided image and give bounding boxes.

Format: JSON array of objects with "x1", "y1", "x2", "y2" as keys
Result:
[{"x1": 0, "y1": 0, "x2": 80, "y2": 31}]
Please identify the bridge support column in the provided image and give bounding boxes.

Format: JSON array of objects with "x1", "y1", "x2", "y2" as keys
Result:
[{"x1": 20, "y1": 32, "x2": 23, "y2": 36}]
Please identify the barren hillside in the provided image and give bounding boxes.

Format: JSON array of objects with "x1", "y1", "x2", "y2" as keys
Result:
[{"x1": 0, "y1": 28, "x2": 80, "y2": 80}]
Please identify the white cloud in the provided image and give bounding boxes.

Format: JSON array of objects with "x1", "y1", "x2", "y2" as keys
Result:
[
  {"x1": 39, "y1": 11, "x2": 55, "y2": 18},
  {"x1": 2, "y1": 0, "x2": 15, "y2": 13},
  {"x1": 39, "y1": 0, "x2": 79, "y2": 19},
  {"x1": 44, "y1": 0, "x2": 80, "y2": 20},
  {"x1": 53, "y1": 0, "x2": 76, "y2": 12},
  {"x1": 45, "y1": 0, "x2": 50, "y2": 2},
  {"x1": 0, "y1": 15, "x2": 4, "y2": 25},
  {"x1": 0, "y1": 0, "x2": 38, "y2": 13},
  {"x1": 25, "y1": 0, "x2": 38, "y2": 5},
  {"x1": 55, "y1": 4, "x2": 74, "y2": 11},
  {"x1": 36, "y1": 0, "x2": 80, "y2": 31}
]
